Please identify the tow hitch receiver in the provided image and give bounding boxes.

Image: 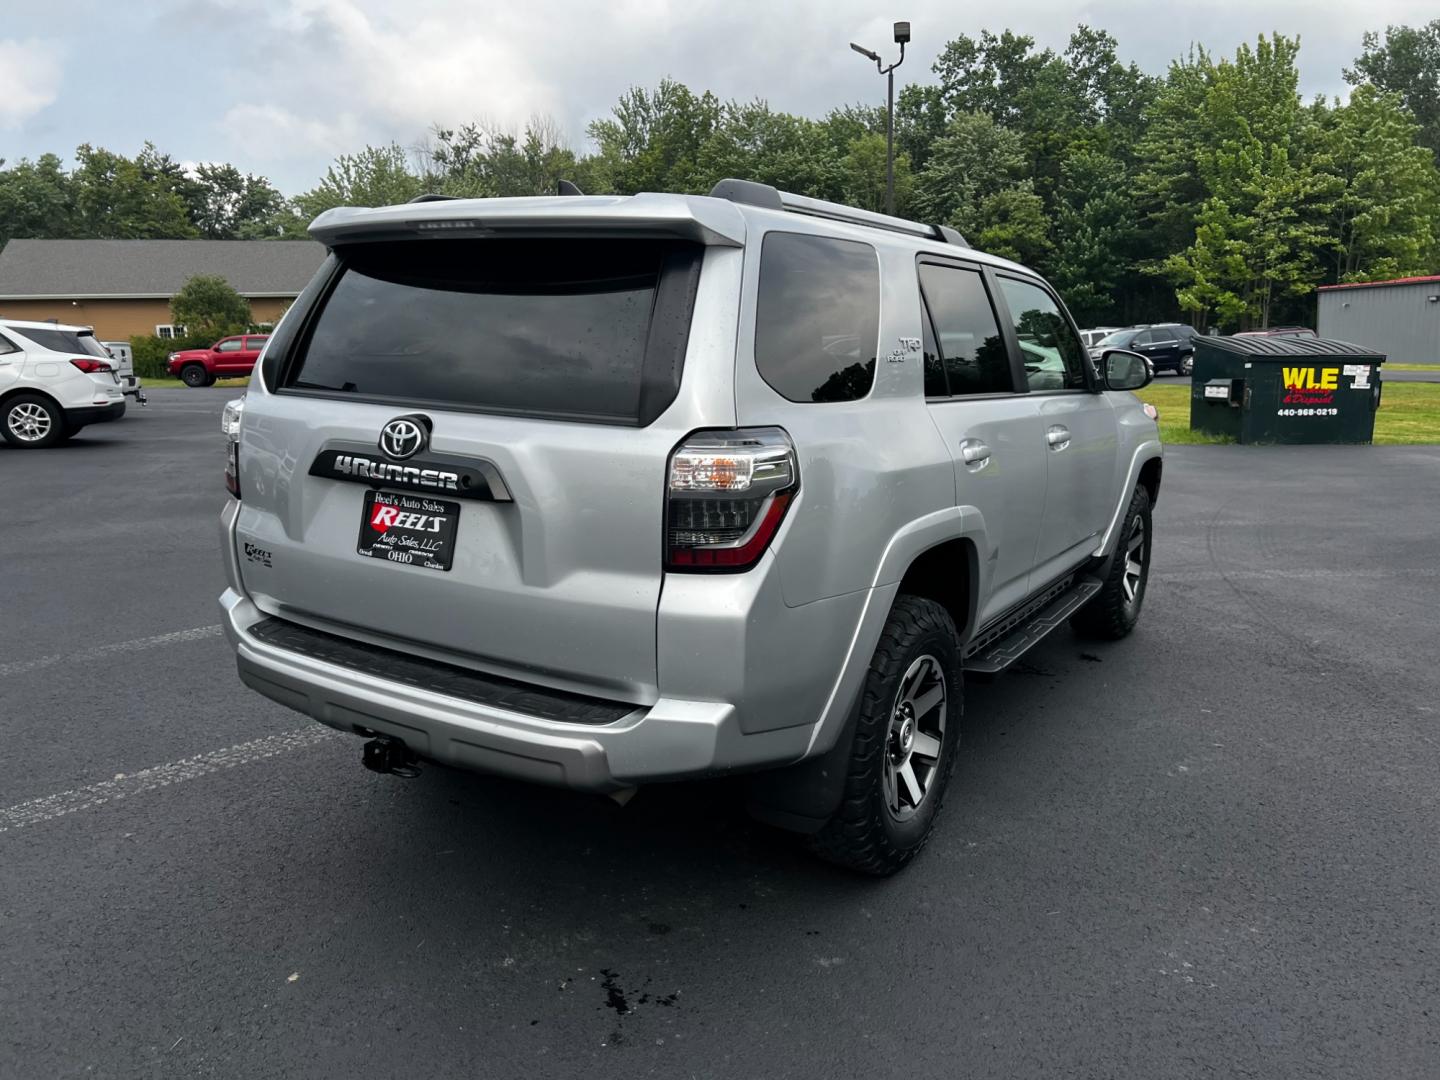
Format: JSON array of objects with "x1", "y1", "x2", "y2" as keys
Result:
[{"x1": 362, "y1": 735, "x2": 421, "y2": 778}]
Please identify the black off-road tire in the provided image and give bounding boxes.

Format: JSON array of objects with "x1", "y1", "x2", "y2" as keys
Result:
[
  {"x1": 1071, "y1": 484, "x2": 1152, "y2": 640},
  {"x1": 810, "y1": 595, "x2": 963, "y2": 877},
  {"x1": 180, "y1": 364, "x2": 209, "y2": 388}
]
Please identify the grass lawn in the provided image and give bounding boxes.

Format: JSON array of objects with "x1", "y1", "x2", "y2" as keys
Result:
[
  {"x1": 1383, "y1": 363, "x2": 1440, "y2": 372},
  {"x1": 1136, "y1": 381, "x2": 1440, "y2": 445},
  {"x1": 139, "y1": 376, "x2": 249, "y2": 390}
]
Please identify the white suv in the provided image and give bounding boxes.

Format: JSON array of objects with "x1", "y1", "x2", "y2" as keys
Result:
[{"x1": 0, "y1": 320, "x2": 127, "y2": 448}]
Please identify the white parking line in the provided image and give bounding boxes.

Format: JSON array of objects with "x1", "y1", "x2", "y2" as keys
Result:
[
  {"x1": 0, "y1": 625, "x2": 222, "y2": 678},
  {"x1": 0, "y1": 727, "x2": 342, "y2": 835}
]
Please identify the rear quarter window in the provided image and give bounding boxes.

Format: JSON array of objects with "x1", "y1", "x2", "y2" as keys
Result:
[{"x1": 754, "y1": 233, "x2": 880, "y2": 403}]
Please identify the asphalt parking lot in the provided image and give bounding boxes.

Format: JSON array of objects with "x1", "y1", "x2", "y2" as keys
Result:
[{"x1": 3, "y1": 388, "x2": 1439, "y2": 1079}]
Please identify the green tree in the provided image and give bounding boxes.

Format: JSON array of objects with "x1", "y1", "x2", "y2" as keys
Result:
[
  {"x1": 430, "y1": 119, "x2": 581, "y2": 198},
  {"x1": 586, "y1": 80, "x2": 724, "y2": 194},
  {"x1": 911, "y1": 112, "x2": 1028, "y2": 230},
  {"x1": 171, "y1": 274, "x2": 252, "y2": 339},
  {"x1": 837, "y1": 131, "x2": 913, "y2": 214},
  {"x1": 932, "y1": 29, "x2": 1050, "y2": 128},
  {"x1": 974, "y1": 183, "x2": 1052, "y2": 265},
  {"x1": 697, "y1": 102, "x2": 840, "y2": 198},
  {"x1": 1134, "y1": 49, "x2": 1214, "y2": 265},
  {"x1": 1147, "y1": 36, "x2": 1333, "y2": 329},
  {"x1": 70, "y1": 143, "x2": 196, "y2": 239},
  {"x1": 186, "y1": 163, "x2": 289, "y2": 238},
  {"x1": 0, "y1": 153, "x2": 75, "y2": 244},
  {"x1": 1346, "y1": 19, "x2": 1440, "y2": 159},
  {"x1": 1317, "y1": 84, "x2": 1440, "y2": 280},
  {"x1": 1047, "y1": 150, "x2": 1140, "y2": 325},
  {"x1": 292, "y1": 144, "x2": 425, "y2": 222}
]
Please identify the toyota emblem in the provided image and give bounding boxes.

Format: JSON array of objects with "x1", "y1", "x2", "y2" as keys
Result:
[{"x1": 379, "y1": 416, "x2": 428, "y2": 460}]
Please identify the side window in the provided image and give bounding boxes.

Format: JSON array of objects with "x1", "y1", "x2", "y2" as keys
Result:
[
  {"x1": 0, "y1": 332, "x2": 19, "y2": 355},
  {"x1": 216, "y1": 339, "x2": 243, "y2": 353},
  {"x1": 995, "y1": 277, "x2": 1088, "y2": 392},
  {"x1": 1130, "y1": 329, "x2": 1155, "y2": 347},
  {"x1": 246, "y1": 336, "x2": 269, "y2": 351},
  {"x1": 918, "y1": 263, "x2": 1013, "y2": 396},
  {"x1": 755, "y1": 233, "x2": 880, "y2": 403}
]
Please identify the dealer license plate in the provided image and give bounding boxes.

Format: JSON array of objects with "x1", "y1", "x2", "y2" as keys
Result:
[{"x1": 356, "y1": 490, "x2": 459, "y2": 572}]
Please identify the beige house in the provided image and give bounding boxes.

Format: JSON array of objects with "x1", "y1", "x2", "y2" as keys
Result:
[{"x1": 0, "y1": 239, "x2": 326, "y2": 341}]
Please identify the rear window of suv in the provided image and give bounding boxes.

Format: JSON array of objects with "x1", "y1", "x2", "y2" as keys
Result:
[
  {"x1": 283, "y1": 238, "x2": 701, "y2": 424},
  {"x1": 17, "y1": 328, "x2": 109, "y2": 357}
]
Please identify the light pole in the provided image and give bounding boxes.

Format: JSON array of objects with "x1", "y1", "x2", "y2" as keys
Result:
[{"x1": 850, "y1": 21, "x2": 909, "y2": 216}]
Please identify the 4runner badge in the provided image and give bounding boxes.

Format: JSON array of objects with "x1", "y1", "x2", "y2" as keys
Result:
[{"x1": 379, "y1": 416, "x2": 429, "y2": 461}]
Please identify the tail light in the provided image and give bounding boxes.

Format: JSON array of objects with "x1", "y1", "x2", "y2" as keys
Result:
[
  {"x1": 69, "y1": 358, "x2": 112, "y2": 374},
  {"x1": 665, "y1": 428, "x2": 797, "y2": 571},
  {"x1": 222, "y1": 397, "x2": 246, "y2": 498}
]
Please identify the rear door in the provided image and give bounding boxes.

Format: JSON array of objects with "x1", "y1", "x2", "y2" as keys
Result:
[
  {"x1": 917, "y1": 260, "x2": 1048, "y2": 624},
  {"x1": 992, "y1": 274, "x2": 1118, "y2": 583},
  {"x1": 1127, "y1": 328, "x2": 1161, "y2": 367},
  {"x1": 242, "y1": 336, "x2": 269, "y2": 371},
  {"x1": 0, "y1": 331, "x2": 23, "y2": 395},
  {"x1": 1147, "y1": 326, "x2": 1182, "y2": 370},
  {"x1": 232, "y1": 236, "x2": 717, "y2": 702}
]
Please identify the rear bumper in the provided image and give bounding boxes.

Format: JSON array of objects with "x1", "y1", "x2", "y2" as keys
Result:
[
  {"x1": 65, "y1": 401, "x2": 126, "y2": 427},
  {"x1": 221, "y1": 586, "x2": 811, "y2": 790},
  {"x1": 218, "y1": 500, "x2": 822, "y2": 790}
]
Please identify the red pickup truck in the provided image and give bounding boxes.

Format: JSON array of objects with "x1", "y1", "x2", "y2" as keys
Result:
[{"x1": 167, "y1": 334, "x2": 270, "y2": 387}]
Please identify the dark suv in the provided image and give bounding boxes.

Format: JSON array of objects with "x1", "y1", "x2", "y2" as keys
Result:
[{"x1": 1089, "y1": 324, "x2": 1198, "y2": 376}]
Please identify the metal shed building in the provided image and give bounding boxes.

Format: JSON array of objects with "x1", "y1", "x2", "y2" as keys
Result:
[{"x1": 1316, "y1": 275, "x2": 1440, "y2": 366}]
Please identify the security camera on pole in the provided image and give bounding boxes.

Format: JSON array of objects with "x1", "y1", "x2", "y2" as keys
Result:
[{"x1": 850, "y1": 21, "x2": 910, "y2": 217}]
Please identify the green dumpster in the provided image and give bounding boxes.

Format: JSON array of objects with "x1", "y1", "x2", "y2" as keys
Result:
[{"x1": 1190, "y1": 336, "x2": 1385, "y2": 444}]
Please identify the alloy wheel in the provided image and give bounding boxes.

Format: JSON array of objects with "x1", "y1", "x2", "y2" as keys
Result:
[
  {"x1": 8, "y1": 402, "x2": 52, "y2": 443},
  {"x1": 1122, "y1": 513, "x2": 1147, "y2": 610},
  {"x1": 881, "y1": 654, "x2": 947, "y2": 821}
]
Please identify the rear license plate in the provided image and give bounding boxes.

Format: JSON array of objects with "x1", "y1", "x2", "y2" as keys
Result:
[{"x1": 357, "y1": 490, "x2": 459, "y2": 572}]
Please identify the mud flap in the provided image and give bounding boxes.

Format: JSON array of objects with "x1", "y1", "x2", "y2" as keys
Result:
[{"x1": 743, "y1": 693, "x2": 862, "y2": 835}]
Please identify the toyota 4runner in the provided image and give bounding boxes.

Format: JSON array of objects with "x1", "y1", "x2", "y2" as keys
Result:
[{"x1": 218, "y1": 180, "x2": 1162, "y2": 875}]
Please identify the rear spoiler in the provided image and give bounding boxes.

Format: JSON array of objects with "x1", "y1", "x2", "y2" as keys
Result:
[{"x1": 308, "y1": 193, "x2": 747, "y2": 248}]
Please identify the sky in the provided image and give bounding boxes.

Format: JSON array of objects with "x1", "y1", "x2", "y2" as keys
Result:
[{"x1": 2, "y1": 0, "x2": 1436, "y2": 194}]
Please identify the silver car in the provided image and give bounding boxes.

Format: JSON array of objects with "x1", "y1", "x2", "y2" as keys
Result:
[{"x1": 218, "y1": 180, "x2": 1162, "y2": 874}]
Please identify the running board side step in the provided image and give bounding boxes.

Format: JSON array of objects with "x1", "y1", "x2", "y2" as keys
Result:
[{"x1": 963, "y1": 577, "x2": 1103, "y2": 678}]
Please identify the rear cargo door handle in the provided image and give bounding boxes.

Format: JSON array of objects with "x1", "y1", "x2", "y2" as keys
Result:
[
  {"x1": 1046, "y1": 425, "x2": 1071, "y2": 451},
  {"x1": 959, "y1": 439, "x2": 992, "y2": 470}
]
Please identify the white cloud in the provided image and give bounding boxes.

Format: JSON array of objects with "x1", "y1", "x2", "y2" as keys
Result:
[
  {"x1": 221, "y1": 0, "x2": 561, "y2": 163},
  {"x1": 220, "y1": 103, "x2": 367, "y2": 162},
  {"x1": 0, "y1": 38, "x2": 63, "y2": 129}
]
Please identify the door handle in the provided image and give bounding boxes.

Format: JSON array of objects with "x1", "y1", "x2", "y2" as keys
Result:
[
  {"x1": 1046, "y1": 425, "x2": 1071, "y2": 451},
  {"x1": 959, "y1": 439, "x2": 992, "y2": 470}
]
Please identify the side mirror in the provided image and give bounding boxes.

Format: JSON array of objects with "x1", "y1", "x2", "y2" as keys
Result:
[{"x1": 1102, "y1": 349, "x2": 1153, "y2": 391}]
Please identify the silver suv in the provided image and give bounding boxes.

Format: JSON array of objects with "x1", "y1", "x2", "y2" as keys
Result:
[{"x1": 218, "y1": 180, "x2": 1162, "y2": 874}]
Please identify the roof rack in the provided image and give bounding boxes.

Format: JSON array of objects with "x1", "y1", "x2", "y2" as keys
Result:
[{"x1": 708, "y1": 178, "x2": 969, "y2": 247}]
